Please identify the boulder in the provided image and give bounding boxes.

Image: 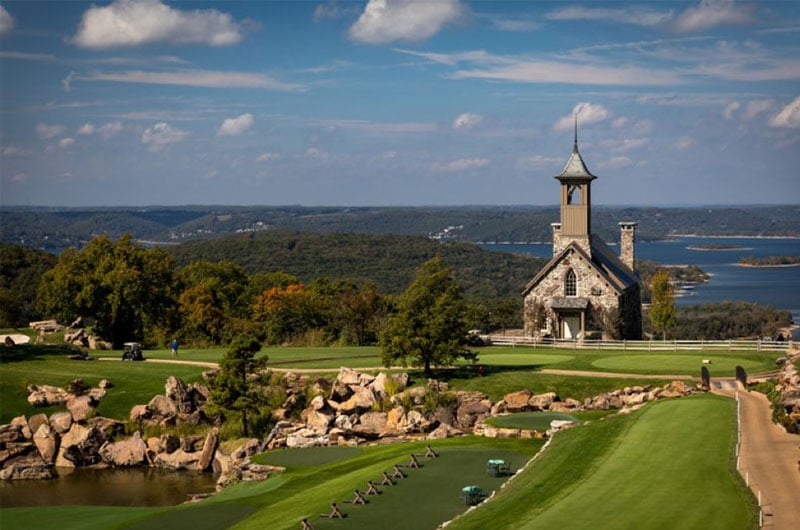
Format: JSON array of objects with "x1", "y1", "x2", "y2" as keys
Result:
[
  {"x1": 49, "y1": 412, "x2": 73, "y2": 434},
  {"x1": 403, "y1": 410, "x2": 432, "y2": 433},
  {"x1": 334, "y1": 414, "x2": 356, "y2": 431},
  {"x1": 386, "y1": 406, "x2": 407, "y2": 430},
  {"x1": 337, "y1": 385, "x2": 376, "y2": 414},
  {"x1": 196, "y1": 428, "x2": 219, "y2": 472},
  {"x1": 165, "y1": 377, "x2": 194, "y2": 413},
  {"x1": 27, "y1": 384, "x2": 70, "y2": 407},
  {"x1": 427, "y1": 423, "x2": 463, "y2": 440},
  {"x1": 529, "y1": 392, "x2": 559, "y2": 411},
  {"x1": 87, "y1": 388, "x2": 107, "y2": 402},
  {"x1": 130, "y1": 404, "x2": 150, "y2": 422},
  {"x1": 28, "y1": 413, "x2": 49, "y2": 437},
  {"x1": 153, "y1": 449, "x2": 201, "y2": 470},
  {"x1": 0, "y1": 452, "x2": 54, "y2": 480},
  {"x1": 623, "y1": 392, "x2": 649, "y2": 406},
  {"x1": 336, "y1": 367, "x2": 374, "y2": 387},
  {"x1": 88, "y1": 335, "x2": 112, "y2": 350},
  {"x1": 99, "y1": 432, "x2": 147, "y2": 467},
  {"x1": 309, "y1": 395, "x2": 328, "y2": 411},
  {"x1": 148, "y1": 395, "x2": 178, "y2": 418},
  {"x1": 66, "y1": 395, "x2": 95, "y2": 422},
  {"x1": 161, "y1": 434, "x2": 181, "y2": 454},
  {"x1": 0, "y1": 439, "x2": 33, "y2": 465},
  {"x1": 33, "y1": 424, "x2": 58, "y2": 463},
  {"x1": 55, "y1": 424, "x2": 103, "y2": 468},
  {"x1": 10, "y1": 416, "x2": 32, "y2": 439},
  {"x1": 503, "y1": 390, "x2": 533, "y2": 412},
  {"x1": 433, "y1": 406, "x2": 456, "y2": 427},
  {"x1": 356, "y1": 412, "x2": 388, "y2": 433},
  {"x1": 181, "y1": 436, "x2": 204, "y2": 453},
  {"x1": 456, "y1": 399, "x2": 491, "y2": 428},
  {"x1": 304, "y1": 410, "x2": 334, "y2": 434}
]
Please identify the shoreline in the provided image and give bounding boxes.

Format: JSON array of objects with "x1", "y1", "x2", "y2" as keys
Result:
[
  {"x1": 735, "y1": 263, "x2": 800, "y2": 268},
  {"x1": 686, "y1": 246, "x2": 751, "y2": 252},
  {"x1": 669, "y1": 234, "x2": 800, "y2": 240}
]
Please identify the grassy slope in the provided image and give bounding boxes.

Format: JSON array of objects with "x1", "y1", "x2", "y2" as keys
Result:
[{"x1": 449, "y1": 395, "x2": 757, "y2": 530}]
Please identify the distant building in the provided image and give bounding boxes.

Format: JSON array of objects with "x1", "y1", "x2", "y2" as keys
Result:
[{"x1": 522, "y1": 120, "x2": 642, "y2": 340}]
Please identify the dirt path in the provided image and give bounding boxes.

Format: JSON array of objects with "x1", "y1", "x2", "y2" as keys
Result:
[
  {"x1": 538, "y1": 368, "x2": 696, "y2": 380},
  {"x1": 714, "y1": 386, "x2": 800, "y2": 529},
  {"x1": 98, "y1": 357, "x2": 219, "y2": 368}
]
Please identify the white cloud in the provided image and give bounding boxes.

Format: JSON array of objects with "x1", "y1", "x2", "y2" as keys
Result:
[
  {"x1": 305, "y1": 147, "x2": 330, "y2": 159},
  {"x1": 11, "y1": 173, "x2": 28, "y2": 183},
  {"x1": 141, "y1": 122, "x2": 188, "y2": 151},
  {"x1": 452, "y1": 113, "x2": 483, "y2": 130},
  {"x1": 452, "y1": 59, "x2": 682, "y2": 86},
  {"x1": 546, "y1": 6, "x2": 674, "y2": 27},
  {"x1": 62, "y1": 71, "x2": 76, "y2": 92},
  {"x1": 72, "y1": 0, "x2": 243, "y2": 49},
  {"x1": 743, "y1": 99, "x2": 774, "y2": 120},
  {"x1": 769, "y1": 96, "x2": 800, "y2": 128},
  {"x1": 0, "y1": 51, "x2": 56, "y2": 61},
  {"x1": 597, "y1": 156, "x2": 634, "y2": 169},
  {"x1": 632, "y1": 120, "x2": 654, "y2": 136},
  {"x1": 612, "y1": 117, "x2": 629, "y2": 129},
  {"x1": 217, "y1": 113, "x2": 254, "y2": 137},
  {"x1": 673, "y1": 0, "x2": 755, "y2": 33},
  {"x1": 314, "y1": 2, "x2": 360, "y2": 22},
  {"x1": 80, "y1": 69, "x2": 304, "y2": 91},
  {"x1": 614, "y1": 138, "x2": 649, "y2": 152},
  {"x1": 315, "y1": 119, "x2": 437, "y2": 133},
  {"x1": 58, "y1": 137, "x2": 76, "y2": 149},
  {"x1": 0, "y1": 5, "x2": 14, "y2": 34},
  {"x1": 554, "y1": 102, "x2": 610, "y2": 131},
  {"x1": 488, "y1": 17, "x2": 540, "y2": 32},
  {"x1": 36, "y1": 123, "x2": 66, "y2": 139},
  {"x1": 674, "y1": 136, "x2": 695, "y2": 151},
  {"x1": 515, "y1": 155, "x2": 561, "y2": 170},
  {"x1": 723, "y1": 101, "x2": 741, "y2": 120},
  {"x1": 1, "y1": 145, "x2": 31, "y2": 157},
  {"x1": 256, "y1": 152, "x2": 279, "y2": 162},
  {"x1": 432, "y1": 157, "x2": 490, "y2": 172},
  {"x1": 349, "y1": 0, "x2": 464, "y2": 44},
  {"x1": 78, "y1": 121, "x2": 123, "y2": 139}
]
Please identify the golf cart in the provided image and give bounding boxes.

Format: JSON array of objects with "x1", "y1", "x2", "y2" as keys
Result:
[{"x1": 121, "y1": 342, "x2": 144, "y2": 361}]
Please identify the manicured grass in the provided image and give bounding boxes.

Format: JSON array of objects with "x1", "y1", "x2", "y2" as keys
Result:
[
  {"x1": 449, "y1": 395, "x2": 757, "y2": 530},
  {"x1": 487, "y1": 410, "x2": 616, "y2": 431},
  {"x1": 591, "y1": 354, "x2": 766, "y2": 377},
  {"x1": 0, "y1": 345, "x2": 207, "y2": 423},
  {"x1": 253, "y1": 446, "x2": 363, "y2": 467}
]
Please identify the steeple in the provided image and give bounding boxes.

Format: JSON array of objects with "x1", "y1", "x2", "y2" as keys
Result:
[{"x1": 553, "y1": 113, "x2": 596, "y2": 250}]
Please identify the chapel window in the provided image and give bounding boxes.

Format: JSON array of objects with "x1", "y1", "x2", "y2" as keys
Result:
[{"x1": 565, "y1": 269, "x2": 577, "y2": 297}]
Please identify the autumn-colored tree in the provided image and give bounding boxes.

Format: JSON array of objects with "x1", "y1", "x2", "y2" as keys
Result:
[
  {"x1": 177, "y1": 260, "x2": 248, "y2": 343},
  {"x1": 649, "y1": 270, "x2": 676, "y2": 340},
  {"x1": 252, "y1": 284, "x2": 325, "y2": 344},
  {"x1": 379, "y1": 256, "x2": 476, "y2": 375}
]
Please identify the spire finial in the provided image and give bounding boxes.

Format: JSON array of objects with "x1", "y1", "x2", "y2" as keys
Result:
[{"x1": 573, "y1": 112, "x2": 578, "y2": 152}]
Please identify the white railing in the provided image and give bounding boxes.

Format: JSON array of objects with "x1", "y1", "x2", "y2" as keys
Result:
[{"x1": 485, "y1": 336, "x2": 793, "y2": 352}]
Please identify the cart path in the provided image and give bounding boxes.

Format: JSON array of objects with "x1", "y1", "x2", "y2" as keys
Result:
[
  {"x1": 98, "y1": 357, "x2": 219, "y2": 368},
  {"x1": 714, "y1": 386, "x2": 800, "y2": 529},
  {"x1": 538, "y1": 368, "x2": 695, "y2": 380}
]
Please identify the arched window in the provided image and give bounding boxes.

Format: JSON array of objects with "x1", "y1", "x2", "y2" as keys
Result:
[{"x1": 565, "y1": 269, "x2": 577, "y2": 297}]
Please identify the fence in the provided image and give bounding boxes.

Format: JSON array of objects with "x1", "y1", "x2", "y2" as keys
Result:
[{"x1": 486, "y1": 336, "x2": 793, "y2": 352}]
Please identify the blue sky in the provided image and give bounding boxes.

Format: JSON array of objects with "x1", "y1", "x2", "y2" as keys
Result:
[{"x1": 1, "y1": 0, "x2": 799, "y2": 207}]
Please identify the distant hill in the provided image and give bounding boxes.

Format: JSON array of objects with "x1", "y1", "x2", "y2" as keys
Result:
[
  {"x1": 2, "y1": 204, "x2": 799, "y2": 253},
  {"x1": 171, "y1": 231, "x2": 547, "y2": 299}
]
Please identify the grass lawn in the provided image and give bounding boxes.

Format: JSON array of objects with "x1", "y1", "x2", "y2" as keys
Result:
[
  {"x1": 486, "y1": 410, "x2": 616, "y2": 431},
  {"x1": 0, "y1": 345, "x2": 207, "y2": 423},
  {"x1": 591, "y1": 354, "x2": 767, "y2": 376},
  {"x1": 448, "y1": 394, "x2": 757, "y2": 530}
]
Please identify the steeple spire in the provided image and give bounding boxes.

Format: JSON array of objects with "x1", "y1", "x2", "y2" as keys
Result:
[{"x1": 573, "y1": 112, "x2": 578, "y2": 152}]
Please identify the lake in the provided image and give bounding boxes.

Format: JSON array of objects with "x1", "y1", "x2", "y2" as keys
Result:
[
  {"x1": 0, "y1": 467, "x2": 218, "y2": 507},
  {"x1": 482, "y1": 236, "x2": 800, "y2": 338}
]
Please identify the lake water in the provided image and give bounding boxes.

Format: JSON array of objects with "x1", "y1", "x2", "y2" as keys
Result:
[
  {"x1": 482, "y1": 236, "x2": 800, "y2": 338},
  {"x1": 0, "y1": 467, "x2": 218, "y2": 507}
]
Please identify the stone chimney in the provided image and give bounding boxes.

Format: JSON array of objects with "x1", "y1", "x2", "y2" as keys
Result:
[
  {"x1": 618, "y1": 221, "x2": 637, "y2": 270},
  {"x1": 551, "y1": 222, "x2": 562, "y2": 256}
]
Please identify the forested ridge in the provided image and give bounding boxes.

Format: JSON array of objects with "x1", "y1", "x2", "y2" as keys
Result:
[
  {"x1": 171, "y1": 231, "x2": 546, "y2": 299},
  {"x1": 3, "y1": 204, "x2": 798, "y2": 252}
]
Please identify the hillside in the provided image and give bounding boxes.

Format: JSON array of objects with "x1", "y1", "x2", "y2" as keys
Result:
[
  {"x1": 2, "y1": 205, "x2": 798, "y2": 253},
  {"x1": 171, "y1": 231, "x2": 546, "y2": 299}
]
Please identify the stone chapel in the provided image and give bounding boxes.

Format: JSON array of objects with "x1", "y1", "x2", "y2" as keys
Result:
[{"x1": 522, "y1": 120, "x2": 642, "y2": 340}]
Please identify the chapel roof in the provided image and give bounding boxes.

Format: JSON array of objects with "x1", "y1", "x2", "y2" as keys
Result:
[{"x1": 555, "y1": 116, "x2": 597, "y2": 181}]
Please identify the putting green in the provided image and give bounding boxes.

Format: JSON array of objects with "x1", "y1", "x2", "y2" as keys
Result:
[
  {"x1": 489, "y1": 412, "x2": 579, "y2": 431},
  {"x1": 473, "y1": 353, "x2": 575, "y2": 366},
  {"x1": 254, "y1": 446, "x2": 362, "y2": 467},
  {"x1": 591, "y1": 354, "x2": 764, "y2": 375}
]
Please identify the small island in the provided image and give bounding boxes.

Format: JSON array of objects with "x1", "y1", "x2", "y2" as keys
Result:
[
  {"x1": 686, "y1": 243, "x2": 748, "y2": 251},
  {"x1": 737, "y1": 255, "x2": 800, "y2": 268}
]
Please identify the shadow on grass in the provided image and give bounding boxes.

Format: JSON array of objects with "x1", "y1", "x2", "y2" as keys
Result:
[
  {"x1": 0, "y1": 344, "x2": 83, "y2": 364},
  {"x1": 414, "y1": 364, "x2": 547, "y2": 384}
]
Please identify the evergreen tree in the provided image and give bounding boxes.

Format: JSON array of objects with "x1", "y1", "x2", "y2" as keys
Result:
[
  {"x1": 379, "y1": 256, "x2": 476, "y2": 376},
  {"x1": 208, "y1": 336, "x2": 267, "y2": 437},
  {"x1": 649, "y1": 270, "x2": 676, "y2": 340}
]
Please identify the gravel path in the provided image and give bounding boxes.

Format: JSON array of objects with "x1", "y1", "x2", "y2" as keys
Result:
[{"x1": 715, "y1": 386, "x2": 800, "y2": 529}]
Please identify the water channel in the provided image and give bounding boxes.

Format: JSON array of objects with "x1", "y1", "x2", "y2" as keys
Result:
[{"x1": 0, "y1": 467, "x2": 218, "y2": 507}]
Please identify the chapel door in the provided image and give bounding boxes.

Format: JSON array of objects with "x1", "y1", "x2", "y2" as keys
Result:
[{"x1": 563, "y1": 316, "x2": 581, "y2": 339}]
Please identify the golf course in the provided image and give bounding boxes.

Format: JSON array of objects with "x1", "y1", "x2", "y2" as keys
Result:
[{"x1": 1, "y1": 338, "x2": 768, "y2": 529}]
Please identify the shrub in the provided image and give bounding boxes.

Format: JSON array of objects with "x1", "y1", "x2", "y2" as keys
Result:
[
  {"x1": 701, "y1": 366, "x2": 710, "y2": 389},
  {"x1": 735, "y1": 366, "x2": 747, "y2": 386}
]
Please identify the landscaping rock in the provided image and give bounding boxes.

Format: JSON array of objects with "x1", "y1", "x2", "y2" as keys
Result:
[
  {"x1": 529, "y1": 392, "x2": 559, "y2": 411},
  {"x1": 503, "y1": 389, "x2": 533, "y2": 412},
  {"x1": 66, "y1": 395, "x2": 95, "y2": 422},
  {"x1": 153, "y1": 449, "x2": 201, "y2": 470},
  {"x1": 0, "y1": 452, "x2": 54, "y2": 480},
  {"x1": 99, "y1": 432, "x2": 147, "y2": 467},
  {"x1": 130, "y1": 404, "x2": 150, "y2": 421},
  {"x1": 336, "y1": 385, "x2": 376, "y2": 414},
  {"x1": 28, "y1": 413, "x2": 49, "y2": 437},
  {"x1": 55, "y1": 424, "x2": 103, "y2": 468},
  {"x1": 33, "y1": 424, "x2": 58, "y2": 463},
  {"x1": 303, "y1": 410, "x2": 334, "y2": 434},
  {"x1": 196, "y1": 428, "x2": 219, "y2": 472},
  {"x1": 49, "y1": 412, "x2": 73, "y2": 434},
  {"x1": 10, "y1": 416, "x2": 32, "y2": 439},
  {"x1": 148, "y1": 395, "x2": 178, "y2": 418},
  {"x1": 27, "y1": 384, "x2": 70, "y2": 407}
]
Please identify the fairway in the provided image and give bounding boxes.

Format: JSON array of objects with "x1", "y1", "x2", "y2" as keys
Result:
[
  {"x1": 450, "y1": 395, "x2": 756, "y2": 530},
  {"x1": 591, "y1": 354, "x2": 765, "y2": 376},
  {"x1": 488, "y1": 410, "x2": 614, "y2": 431}
]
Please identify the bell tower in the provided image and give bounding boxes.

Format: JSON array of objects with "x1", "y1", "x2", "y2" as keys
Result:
[{"x1": 553, "y1": 115, "x2": 596, "y2": 255}]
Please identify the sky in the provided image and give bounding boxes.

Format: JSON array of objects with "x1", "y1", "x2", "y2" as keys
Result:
[{"x1": 1, "y1": 0, "x2": 799, "y2": 207}]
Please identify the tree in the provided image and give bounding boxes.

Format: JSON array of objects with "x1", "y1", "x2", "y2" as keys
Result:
[
  {"x1": 649, "y1": 270, "x2": 676, "y2": 340},
  {"x1": 208, "y1": 336, "x2": 267, "y2": 437},
  {"x1": 37, "y1": 234, "x2": 176, "y2": 348},
  {"x1": 0, "y1": 244, "x2": 57, "y2": 327},
  {"x1": 379, "y1": 256, "x2": 476, "y2": 376}
]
